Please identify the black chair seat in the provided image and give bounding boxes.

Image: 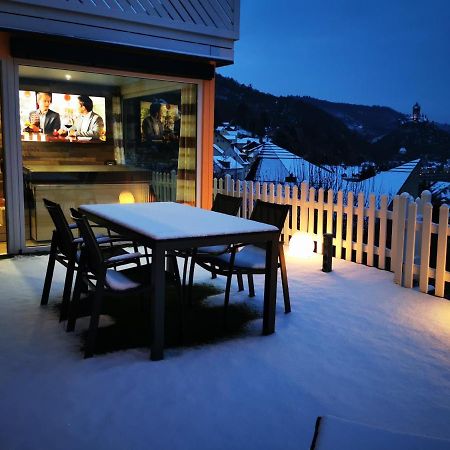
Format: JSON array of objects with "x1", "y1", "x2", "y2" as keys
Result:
[
  {"x1": 188, "y1": 200, "x2": 291, "y2": 316},
  {"x1": 198, "y1": 245, "x2": 269, "y2": 271},
  {"x1": 179, "y1": 193, "x2": 243, "y2": 295}
]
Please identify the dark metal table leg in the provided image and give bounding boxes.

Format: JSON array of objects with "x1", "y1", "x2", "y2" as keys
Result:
[
  {"x1": 150, "y1": 245, "x2": 166, "y2": 361},
  {"x1": 263, "y1": 237, "x2": 278, "y2": 335}
]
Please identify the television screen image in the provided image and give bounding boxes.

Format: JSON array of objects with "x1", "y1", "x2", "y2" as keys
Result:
[
  {"x1": 19, "y1": 90, "x2": 107, "y2": 143},
  {"x1": 140, "y1": 101, "x2": 179, "y2": 143}
]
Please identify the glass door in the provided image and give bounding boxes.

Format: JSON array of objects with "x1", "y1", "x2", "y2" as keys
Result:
[
  {"x1": 18, "y1": 64, "x2": 198, "y2": 247},
  {"x1": 0, "y1": 66, "x2": 6, "y2": 255}
]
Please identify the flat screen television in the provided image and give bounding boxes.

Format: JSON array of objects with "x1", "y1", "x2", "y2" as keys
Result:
[{"x1": 19, "y1": 90, "x2": 107, "y2": 143}]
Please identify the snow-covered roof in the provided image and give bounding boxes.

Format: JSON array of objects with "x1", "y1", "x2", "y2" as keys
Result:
[
  {"x1": 246, "y1": 142, "x2": 329, "y2": 183},
  {"x1": 216, "y1": 126, "x2": 254, "y2": 143},
  {"x1": 430, "y1": 181, "x2": 450, "y2": 203},
  {"x1": 346, "y1": 159, "x2": 420, "y2": 199},
  {"x1": 213, "y1": 144, "x2": 224, "y2": 155},
  {"x1": 235, "y1": 137, "x2": 260, "y2": 146},
  {"x1": 214, "y1": 156, "x2": 244, "y2": 170}
]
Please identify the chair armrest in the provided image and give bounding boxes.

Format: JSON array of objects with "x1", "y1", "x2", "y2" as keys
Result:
[
  {"x1": 73, "y1": 234, "x2": 132, "y2": 245},
  {"x1": 97, "y1": 236, "x2": 133, "y2": 245},
  {"x1": 104, "y1": 252, "x2": 143, "y2": 267}
]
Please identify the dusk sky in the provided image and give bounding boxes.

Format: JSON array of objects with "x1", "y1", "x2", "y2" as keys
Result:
[{"x1": 218, "y1": 0, "x2": 450, "y2": 124}]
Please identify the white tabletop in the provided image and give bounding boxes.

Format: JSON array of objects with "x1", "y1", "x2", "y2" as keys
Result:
[{"x1": 80, "y1": 202, "x2": 278, "y2": 241}]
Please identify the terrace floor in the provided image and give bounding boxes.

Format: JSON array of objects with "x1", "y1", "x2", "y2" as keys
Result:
[{"x1": 0, "y1": 253, "x2": 449, "y2": 449}]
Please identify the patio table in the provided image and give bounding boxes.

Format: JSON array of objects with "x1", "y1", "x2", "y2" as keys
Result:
[{"x1": 79, "y1": 202, "x2": 280, "y2": 361}]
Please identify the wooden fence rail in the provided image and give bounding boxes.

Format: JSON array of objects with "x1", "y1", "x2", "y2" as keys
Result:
[{"x1": 214, "y1": 176, "x2": 450, "y2": 298}]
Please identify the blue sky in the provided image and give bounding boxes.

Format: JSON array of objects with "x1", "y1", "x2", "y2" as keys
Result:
[{"x1": 218, "y1": 0, "x2": 450, "y2": 124}]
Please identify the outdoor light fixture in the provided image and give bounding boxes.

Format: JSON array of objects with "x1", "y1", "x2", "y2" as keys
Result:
[
  {"x1": 322, "y1": 233, "x2": 333, "y2": 272},
  {"x1": 289, "y1": 231, "x2": 315, "y2": 258},
  {"x1": 118, "y1": 191, "x2": 135, "y2": 204},
  {"x1": 65, "y1": 74, "x2": 72, "y2": 80}
]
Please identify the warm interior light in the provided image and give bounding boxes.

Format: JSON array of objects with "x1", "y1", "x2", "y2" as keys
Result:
[
  {"x1": 65, "y1": 74, "x2": 72, "y2": 80},
  {"x1": 119, "y1": 191, "x2": 135, "y2": 204},
  {"x1": 288, "y1": 231, "x2": 315, "y2": 258}
]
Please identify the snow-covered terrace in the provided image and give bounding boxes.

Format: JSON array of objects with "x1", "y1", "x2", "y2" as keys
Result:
[{"x1": 1, "y1": 253, "x2": 449, "y2": 449}]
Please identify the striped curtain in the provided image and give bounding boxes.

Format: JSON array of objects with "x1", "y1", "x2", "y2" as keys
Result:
[
  {"x1": 176, "y1": 85, "x2": 197, "y2": 205},
  {"x1": 112, "y1": 96, "x2": 125, "y2": 164}
]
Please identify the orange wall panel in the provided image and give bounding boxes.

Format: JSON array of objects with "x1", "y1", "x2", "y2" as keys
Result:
[{"x1": 200, "y1": 75, "x2": 215, "y2": 209}]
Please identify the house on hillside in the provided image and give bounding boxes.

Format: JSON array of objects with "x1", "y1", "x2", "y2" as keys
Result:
[
  {"x1": 245, "y1": 141, "x2": 330, "y2": 184},
  {"x1": 241, "y1": 142, "x2": 421, "y2": 207},
  {"x1": 0, "y1": 0, "x2": 240, "y2": 255},
  {"x1": 345, "y1": 159, "x2": 422, "y2": 204},
  {"x1": 429, "y1": 181, "x2": 450, "y2": 204},
  {"x1": 213, "y1": 144, "x2": 246, "y2": 178},
  {"x1": 214, "y1": 126, "x2": 254, "y2": 178}
]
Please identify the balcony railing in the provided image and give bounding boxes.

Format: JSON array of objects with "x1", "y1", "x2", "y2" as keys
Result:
[{"x1": 213, "y1": 176, "x2": 450, "y2": 298}]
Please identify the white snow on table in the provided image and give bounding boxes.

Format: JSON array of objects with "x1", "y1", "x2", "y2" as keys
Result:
[
  {"x1": 0, "y1": 253, "x2": 449, "y2": 450},
  {"x1": 80, "y1": 202, "x2": 277, "y2": 240}
]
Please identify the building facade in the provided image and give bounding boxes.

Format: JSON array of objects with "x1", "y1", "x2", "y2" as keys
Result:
[{"x1": 0, "y1": 0, "x2": 240, "y2": 254}]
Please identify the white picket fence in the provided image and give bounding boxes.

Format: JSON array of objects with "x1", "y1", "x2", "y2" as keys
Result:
[
  {"x1": 214, "y1": 176, "x2": 450, "y2": 298},
  {"x1": 151, "y1": 170, "x2": 177, "y2": 202}
]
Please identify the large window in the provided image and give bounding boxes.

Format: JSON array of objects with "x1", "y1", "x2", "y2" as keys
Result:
[{"x1": 19, "y1": 65, "x2": 197, "y2": 245}]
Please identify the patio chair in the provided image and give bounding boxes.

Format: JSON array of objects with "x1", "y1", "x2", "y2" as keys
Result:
[
  {"x1": 40, "y1": 199, "x2": 135, "y2": 321},
  {"x1": 189, "y1": 200, "x2": 291, "y2": 314},
  {"x1": 66, "y1": 211, "x2": 153, "y2": 358},
  {"x1": 180, "y1": 193, "x2": 243, "y2": 295}
]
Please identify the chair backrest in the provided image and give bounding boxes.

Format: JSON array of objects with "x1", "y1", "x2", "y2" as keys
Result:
[
  {"x1": 43, "y1": 198, "x2": 76, "y2": 256},
  {"x1": 70, "y1": 208, "x2": 105, "y2": 277},
  {"x1": 212, "y1": 193, "x2": 243, "y2": 216},
  {"x1": 250, "y1": 199, "x2": 290, "y2": 234}
]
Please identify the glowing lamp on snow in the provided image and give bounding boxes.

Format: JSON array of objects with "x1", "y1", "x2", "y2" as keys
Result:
[
  {"x1": 119, "y1": 191, "x2": 135, "y2": 204},
  {"x1": 288, "y1": 231, "x2": 315, "y2": 258}
]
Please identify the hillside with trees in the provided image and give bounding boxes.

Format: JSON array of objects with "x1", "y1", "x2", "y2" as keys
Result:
[{"x1": 215, "y1": 74, "x2": 450, "y2": 165}]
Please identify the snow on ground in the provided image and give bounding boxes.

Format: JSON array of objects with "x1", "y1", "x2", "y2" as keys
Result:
[{"x1": 0, "y1": 253, "x2": 449, "y2": 450}]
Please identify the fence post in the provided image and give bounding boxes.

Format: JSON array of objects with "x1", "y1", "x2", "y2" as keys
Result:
[
  {"x1": 242, "y1": 180, "x2": 248, "y2": 218},
  {"x1": 248, "y1": 181, "x2": 255, "y2": 218},
  {"x1": 392, "y1": 192, "x2": 410, "y2": 284},
  {"x1": 299, "y1": 181, "x2": 309, "y2": 232},
  {"x1": 225, "y1": 174, "x2": 232, "y2": 195},
  {"x1": 213, "y1": 177, "x2": 218, "y2": 197},
  {"x1": 403, "y1": 200, "x2": 417, "y2": 288},
  {"x1": 356, "y1": 191, "x2": 365, "y2": 264},
  {"x1": 292, "y1": 185, "x2": 299, "y2": 235},
  {"x1": 335, "y1": 190, "x2": 344, "y2": 259},
  {"x1": 378, "y1": 195, "x2": 388, "y2": 270},
  {"x1": 345, "y1": 191, "x2": 354, "y2": 261},
  {"x1": 317, "y1": 188, "x2": 324, "y2": 254},
  {"x1": 414, "y1": 190, "x2": 431, "y2": 265},
  {"x1": 326, "y1": 188, "x2": 333, "y2": 235},
  {"x1": 367, "y1": 194, "x2": 376, "y2": 267},
  {"x1": 435, "y1": 204, "x2": 449, "y2": 297},
  {"x1": 419, "y1": 202, "x2": 433, "y2": 293}
]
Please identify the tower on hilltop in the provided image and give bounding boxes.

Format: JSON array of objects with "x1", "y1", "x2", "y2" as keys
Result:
[{"x1": 412, "y1": 102, "x2": 421, "y2": 122}]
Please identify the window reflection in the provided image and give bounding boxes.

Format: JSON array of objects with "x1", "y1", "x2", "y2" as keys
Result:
[{"x1": 19, "y1": 66, "x2": 197, "y2": 245}]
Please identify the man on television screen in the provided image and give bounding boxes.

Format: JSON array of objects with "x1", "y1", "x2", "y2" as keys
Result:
[
  {"x1": 142, "y1": 102, "x2": 164, "y2": 143},
  {"x1": 71, "y1": 95, "x2": 104, "y2": 139},
  {"x1": 29, "y1": 92, "x2": 61, "y2": 134}
]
